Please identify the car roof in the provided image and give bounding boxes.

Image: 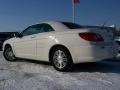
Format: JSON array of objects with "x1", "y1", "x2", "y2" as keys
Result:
[{"x1": 39, "y1": 21, "x2": 69, "y2": 31}]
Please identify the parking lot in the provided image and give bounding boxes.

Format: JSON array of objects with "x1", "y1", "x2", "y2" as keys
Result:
[{"x1": 0, "y1": 51, "x2": 120, "y2": 90}]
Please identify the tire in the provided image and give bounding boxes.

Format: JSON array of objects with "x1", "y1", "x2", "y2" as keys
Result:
[
  {"x1": 50, "y1": 46, "x2": 73, "y2": 72},
  {"x1": 3, "y1": 46, "x2": 16, "y2": 61}
]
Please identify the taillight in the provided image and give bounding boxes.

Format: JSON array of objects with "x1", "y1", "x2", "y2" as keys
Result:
[{"x1": 79, "y1": 32, "x2": 104, "y2": 42}]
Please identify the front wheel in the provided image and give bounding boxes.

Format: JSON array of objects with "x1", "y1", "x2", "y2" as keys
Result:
[
  {"x1": 3, "y1": 47, "x2": 16, "y2": 61},
  {"x1": 50, "y1": 47, "x2": 73, "y2": 72}
]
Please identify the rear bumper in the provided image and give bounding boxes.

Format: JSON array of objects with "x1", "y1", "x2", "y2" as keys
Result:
[{"x1": 70, "y1": 43, "x2": 118, "y2": 63}]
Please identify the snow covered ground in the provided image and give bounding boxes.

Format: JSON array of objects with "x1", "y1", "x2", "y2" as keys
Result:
[{"x1": 0, "y1": 51, "x2": 120, "y2": 90}]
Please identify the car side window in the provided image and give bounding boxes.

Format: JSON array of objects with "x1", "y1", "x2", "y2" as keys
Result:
[
  {"x1": 40, "y1": 23, "x2": 54, "y2": 32},
  {"x1": 22, "y1": 26, "x2": 41, "y2": 36},
  {"x1": 21, "y1": 23, "x2": 54, "y2": 36}
]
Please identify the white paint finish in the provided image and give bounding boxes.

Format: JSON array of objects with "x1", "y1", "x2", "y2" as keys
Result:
[
  {"x1": 44, "y1": 21, "x2": 69, "y2": 31},
  {"x1": 13, "y1": 35, "x2": 37, "y2": 59},
  {"x1": 3, "y1": 21, "x2": 118, "y2": 64},
  {"x1": 69, "y1": 44, "x2": 118, "y2": 63},
  {"x1": 36, "y1": 32, "x2": 55, "y2": 61}
]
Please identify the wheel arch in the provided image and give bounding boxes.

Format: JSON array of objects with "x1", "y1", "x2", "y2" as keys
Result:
[
  {"x1": 49, "y1": 44, "x2": 73, "y2": 62},
  {"x1": 3, "y1": 44, "x2": 12, "y2": 51},
  {"x1": 3, "y1": 43, "x2": 17, "y2": 61},
  {"x1": 4, "y1": 44, "x2": 12, "y2": 48}
]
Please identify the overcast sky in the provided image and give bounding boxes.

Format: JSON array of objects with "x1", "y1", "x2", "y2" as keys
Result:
[{"x1": 0, "y1": 0, "x2": 119, "y2": 32}]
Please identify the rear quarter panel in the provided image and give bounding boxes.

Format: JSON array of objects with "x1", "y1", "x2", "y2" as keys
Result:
[
  {"x1": 36, "y1": 30, "x2": 89, "y2": 62},
  {"x1": 37, "y1": 29, "x2": 118, "y2": 63}
]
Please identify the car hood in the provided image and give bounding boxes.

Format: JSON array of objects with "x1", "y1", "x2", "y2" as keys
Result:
[{"x1": 4, "y1": 37, "x2": 16, "y2": 44}]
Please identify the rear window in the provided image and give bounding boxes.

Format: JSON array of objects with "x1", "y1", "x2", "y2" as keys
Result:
[{"x1": 62, "y1": 22, "x2": 82, "y2": 29}]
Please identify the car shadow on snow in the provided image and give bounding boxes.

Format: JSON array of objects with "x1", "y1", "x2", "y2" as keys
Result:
[
  {"x1": 17, "y1": 58, "x2": 51, "y2": 66},
  {"x1": 72, "y1": 60, "x2": 120, "y2": 74},
  {"x1": 16, "y1": 58, "x2": 120, "y2": 74}
]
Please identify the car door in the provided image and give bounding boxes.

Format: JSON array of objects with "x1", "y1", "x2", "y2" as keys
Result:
[
  {"x1": 36, "y1": 23, "x2": 54, "y2": 61},
  {"x1": 13, "y1": 25, "x2": 40, "y2": 59}
]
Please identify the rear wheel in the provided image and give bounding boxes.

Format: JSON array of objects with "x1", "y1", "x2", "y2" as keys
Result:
[
  {"x1": 3, "y1": 46, "x2": 16, "y2": 61},
  {"x1": 50, "y1": 47, "x2": 73, "y2": 71}
]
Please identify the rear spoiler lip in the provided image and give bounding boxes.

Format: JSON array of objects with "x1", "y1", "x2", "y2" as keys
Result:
[{"x1": 82, "y1": 25, "x2": 115, "y2": 30}]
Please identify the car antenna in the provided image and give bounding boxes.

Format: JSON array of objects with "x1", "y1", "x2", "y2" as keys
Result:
[
  {"x1": 102, "y1": 20, "x2": 108, "y2": 27},
  {"x1": 102, "y1": 17, "x2": 111, "y2": 27}
]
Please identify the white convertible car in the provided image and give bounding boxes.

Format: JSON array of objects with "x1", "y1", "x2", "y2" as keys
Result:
[{"x1": 3, "y1": 21, "x2": 118, "y2": 71}]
